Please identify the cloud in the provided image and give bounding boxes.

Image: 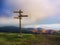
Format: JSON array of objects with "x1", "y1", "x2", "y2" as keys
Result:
[
  {"x1": 0, "y1": 0, "x2": 60, "y2": 26},
  {"x1": 24, "y1": 24, "x2": 60, "y2": 30},
  {"x1": 4, "y1": 0, "x2": 60, "y2": 24},
  {"x1": 0, "y1": 17, "x2": 19, "y2": 26},
  {"x1": 0, "y1": 17, "x2": 35, "y2": 26}
]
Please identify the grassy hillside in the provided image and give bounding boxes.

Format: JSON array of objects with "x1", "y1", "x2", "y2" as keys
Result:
[{"x1": 0, "y1": 33, "x2": 60, "y2": 45}]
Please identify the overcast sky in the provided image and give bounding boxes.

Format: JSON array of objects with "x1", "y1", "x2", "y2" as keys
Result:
[{"x1": 0, "y1": 0, "x2": 60, "y2": 28}]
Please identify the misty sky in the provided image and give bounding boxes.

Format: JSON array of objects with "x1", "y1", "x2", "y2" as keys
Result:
[{"x1": 0, "y1": 0, "x2": 60, "y2": 28}]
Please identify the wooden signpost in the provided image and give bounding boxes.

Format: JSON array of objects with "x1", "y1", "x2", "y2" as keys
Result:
[{"x1": 14, "y1": 10, "x2": 28, "y2": 37}]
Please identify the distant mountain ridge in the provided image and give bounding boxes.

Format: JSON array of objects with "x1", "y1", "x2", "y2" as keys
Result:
[
  {"x1": 0, "y1": 26, "x2": 59, "y2": 33},
  {"x1": 0, "y1": 26, "x2": 42, "y2": 33},
  {"x1": 0, "y1": 26, "x2": 19, "y2": 33}
]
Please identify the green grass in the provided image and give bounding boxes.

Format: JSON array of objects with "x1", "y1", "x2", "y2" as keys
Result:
[
  {"x1": 0, "y1": 33, "x2": 42, "y2": 45},
  {"x1": 0, "y1": 33, "x2": 60, "y2": 45}
]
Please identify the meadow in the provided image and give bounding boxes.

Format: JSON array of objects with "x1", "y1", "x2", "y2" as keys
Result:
[{"x1": 0, "y1": 33, "x2": 60, "y2": 45}]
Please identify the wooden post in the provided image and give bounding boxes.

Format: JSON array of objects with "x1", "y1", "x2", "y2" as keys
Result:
[{"x1": 14, "y1": 10, "x2": 28, "y2": 37}]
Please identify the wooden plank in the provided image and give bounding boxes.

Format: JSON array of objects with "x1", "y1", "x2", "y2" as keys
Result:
[
  {"x1": 21, "y1": 15, "x2": 28, "y2": 17},
  {"x1": 14, "y1": 10, "x2": 23, "y2": 13}
]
